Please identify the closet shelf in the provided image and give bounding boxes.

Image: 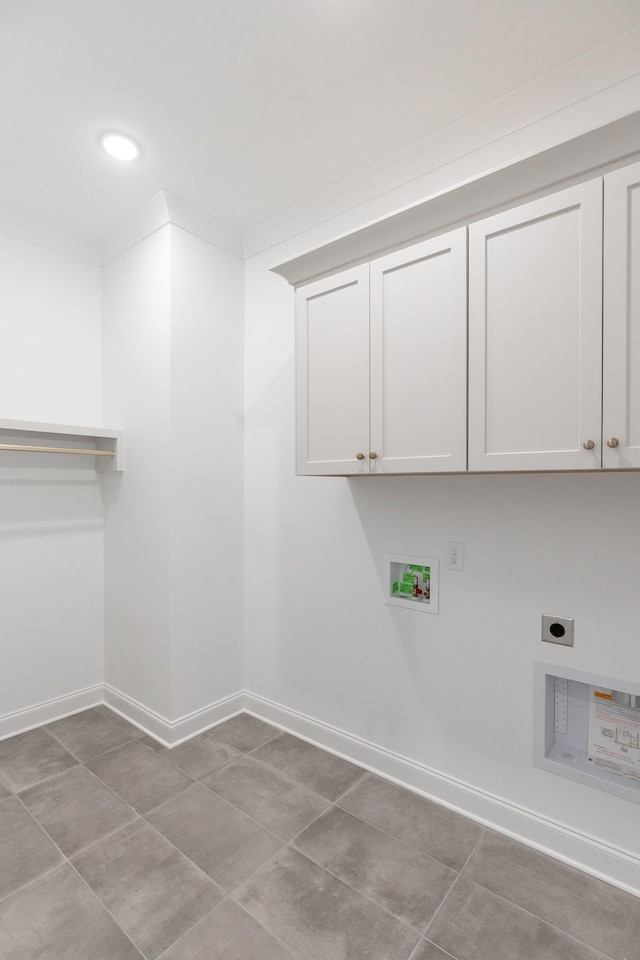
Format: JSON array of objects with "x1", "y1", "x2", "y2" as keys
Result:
[{"x1": 0, "y1": 419, "x2": 124, "y2": 471}]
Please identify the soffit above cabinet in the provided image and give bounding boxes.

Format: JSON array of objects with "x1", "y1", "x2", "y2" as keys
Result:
[{"x1": 272, "y1": 111, "x2": 640, "y2": 288}]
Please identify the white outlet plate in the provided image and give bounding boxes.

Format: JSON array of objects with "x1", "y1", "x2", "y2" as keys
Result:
[
  {"x1": 446, "y1": 541, "x2": 464, "y2": 571},
  {"x1": 542, "y1": 614, "x2": 574, "y2": 647}
]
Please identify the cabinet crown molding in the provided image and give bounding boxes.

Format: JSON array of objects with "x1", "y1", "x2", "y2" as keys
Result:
[{"x1": 273, "y1": 111, "x2": 640, "y2": 288}]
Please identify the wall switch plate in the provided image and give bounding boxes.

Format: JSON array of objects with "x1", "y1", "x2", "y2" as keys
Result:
[
  {"x1": 542, "y1": 614, "x2": 574, "y2": 647},
  {"x1": 445, "y1": 541, "x2": 464, "y2": 571}
]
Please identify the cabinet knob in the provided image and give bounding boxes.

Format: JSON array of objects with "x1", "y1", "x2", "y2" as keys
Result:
[
  {"x1": 369, "y1": 452, "x2": 378, "y2": 460},
  {"x1": 582, "y1": 440, "x2": 595, "y2": 450},
  {"x1": 356, "y1": 452, "x2": 365, "y2": 460},
  {"x1": 607, "y1": 437, "x2": 619, "y2": 448}
]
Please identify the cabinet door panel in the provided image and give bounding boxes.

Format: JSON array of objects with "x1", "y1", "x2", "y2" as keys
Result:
[
  {"x1": 370, "y1": 230, "x2": 467, "y2": 473},
  {"x1": 604, "y1": 161, "x2": 640, "y2": 469},
  {"x1": 296, "y1": 265, "x2": 369, "y2": 475},
  {"x1": 469, "y1": 180, "x2": 602, "y2": 471}
]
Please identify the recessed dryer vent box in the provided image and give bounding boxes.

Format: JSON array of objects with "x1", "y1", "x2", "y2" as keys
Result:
[
  {"x1": 534, "y1": 661, "x2": 640, "y2": 805},
  {"x1": 384, "y1": 554, "x2": 439, "y2": 614}
]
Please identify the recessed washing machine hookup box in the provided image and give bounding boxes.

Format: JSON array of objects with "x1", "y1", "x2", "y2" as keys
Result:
[
  {"x1": 384, "y1": 553, "x2": 439, "y2": 614},
  {"x1": 534, "y1": 661, "x2": 640, "y2": 805}
]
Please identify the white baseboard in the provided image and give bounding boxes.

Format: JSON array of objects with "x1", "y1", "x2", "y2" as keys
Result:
[
  {"x1": 244, "y1": 691, "x2": 640, "y2": 898},
  {"x1": 0, "y1": 684, "x2": 245, "y2": 748},
  {"x1": 103, "y1": 684, "x2": 246, "y2": 747},
  {"x1": 4, "y1": 683, "x2": 639, "y2": 896},
  {"x1": 0, "y1": 685, "x2": 103, "y2": 741}
]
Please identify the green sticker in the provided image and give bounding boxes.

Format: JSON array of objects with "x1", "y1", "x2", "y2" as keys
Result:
[
  {"x1": 392, "y1": 581, "x2": 399, "y2": 593},
  {"x1": 399, "y1": 583, "x2": 413, "y2": 595},
  {"x1": 409, "y1": 564, "x2": 425, "y2": 573},
  {"x1": 402, "y1": 572, "x2": 415, "y2": 584}
]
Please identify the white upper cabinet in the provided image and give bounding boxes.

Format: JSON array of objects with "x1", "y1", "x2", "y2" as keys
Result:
[
  {"x1": 603, "y1": 161, "x2": 640, "y2": 469},
  {"x1": 468, "y1": 180, "x2": 603, "y2": 472},
  {"x1": 295, "y1": 230, "x2": 467, "y2": 475},
  {"x1": 295, "y1": 161, "x2": 640, "y2": 477},
  {"x1": 369, "y1": 230, "x2": 467, "y2": 473},
  {"x1": 296, "y1": 265, "x2": 370, "y2": 475}
]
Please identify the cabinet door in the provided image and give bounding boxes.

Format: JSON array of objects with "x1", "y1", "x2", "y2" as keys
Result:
[
  {"x1": 468, "y1": 180, "x2": 603, "y2": 471},
  {"x1": 295, "y1": 265, "x2": 370, "y2": 475},
  {"x1": 603, "y1": 161, "x2": 640, "y2": 469},
  {"x1": 369, "y1": 230, "x2": 467, "y2": 473}
]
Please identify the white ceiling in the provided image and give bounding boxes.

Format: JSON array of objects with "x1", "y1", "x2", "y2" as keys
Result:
[{"x1": 2, "y1": 0, "x2": 640, "y2": 241}]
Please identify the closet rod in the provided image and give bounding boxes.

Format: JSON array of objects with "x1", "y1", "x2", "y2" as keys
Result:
[{"x1": 0, "y1": 444, "x2": 115, "y2": 457}]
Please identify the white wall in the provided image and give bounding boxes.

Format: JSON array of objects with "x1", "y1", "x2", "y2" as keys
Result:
[
  {"x1": 0, "y1": 232, "x2": 102, "y2": 425},
  {"x1": 170, "y1": 227, "x2": 244, "y2": 718},
  {"x1": 244, "y1": 221, "x2": 640, "y2": 886},
  {"x1": 102, "y1": 224, "x2": 244, "y2": 725},
  {"x1": 102, "y1": 227, "x2": 173, "y2": 718},
  {"x1": 0, "y1": 230, "x2": 104, "y2": 720}
]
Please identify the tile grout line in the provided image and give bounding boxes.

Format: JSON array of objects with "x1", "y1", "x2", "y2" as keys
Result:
[
  {"x1": 8, "y1": 794, "x2": 147, "y2": 960},
  {"x1": 84, "y1": 735, "x2": 175, "y2": 769},
  {"x1": 0, "y1": 846, "x2": 65, "y2": 906},
  {"x1": 143, "y1": 777, "x2": 289, "y2": 851},
  {"x1": 420, "y1": 832, "x2": 486, "y2": 947},
  {"x1": 331, "y1": 772, "x2": 477, "y2": 876},
  {"x1": 207, "y1": 737, "x2": 452, "y2": 943},
  {"x1": 230, "y1": 838, "x2": 299, "y2": 898},
  {"x1": 154, "y1": 897, "x2": 304, "y2": 960},
  {"x1": 142, "y1": 729, "x2": 463, "y2": 946},
  {"x1": 146, "y1": 720, "x2": 362, "y2": 821},
  {"x1": 486, "y1": 886, "x2": 616, "y2": 960},
  {"x1": 239, "y1": 737, "x2": 350, "y2": 794},
  {"x1": 66, "y1": 856, "x2": 154, "y2": 960},
  {"x1": 423, "y1": 869, "x2": 615, "y2": 960},
  {"x1": 3, "y1": 727, "x2": 239, "y2": 960},
  {"x1": 153, "y1": 898, "x2": 230, "y2": 960},
  {"x1": 231, "y1": 838, "x2": 421, "y2": 960},
  {"x1": 242, "y1": 729, "x2": 368, "y2": 795},
  {"x1": 286, "y1": 840, "x2": 426, "y2": 945},
  {"x1": 289, "y1": 806, "x2": 460, "y2": 936},
  {"x1": 454, "y1": 832, "x2": 620, "y2": 960},
  {"x1": 284, "y1": 773, "x2": 463, "y2": 938},
  {"x1": 170, "y1": 734, "x2": 412, "y2": 952},
  {"x1": 2, "y1": 713, "x2": 628, "y2": 960},
  {"x1": 42, "y1": 708, "x2": 141, "y2": 758},
  {"x1": 22, "y1": 761, "x2": 146, "y2": 863},
  {"x1": 410, "y1": 938, "x2": 458, "y2": 960},
  {"x1": 7, "y1": 716, "x2": 301, "y2": 957},
  {"x1": 195, "y1": 738, "x2": 625, "y2": 960},
  {"x1": 81, "y1": 739, "x2": 203, "y2": 817},
  {"x1": 141, "y1": 730, "x2": 244, "y2": 777},
  {"x1": 230, "y1": 855, "x2": 329, "y2": 960},
  {"x1": 203, "y1": 744, "x2": 354, "y2": 848},
  {"x1": 420, "y1": 873, "x2": 464, "y2": 948},
  {"x1": 68, "y1": 815, "x2": 227, "y2": 960},
  {"x1": 113, "y1": 816, "x2": 229, "y2": 898},
  {"x1": 206, "y1": 724, "x2": 282, "y2": 753},
  {"x1": 163, "y1": 716, "x2": 638, "y2": 960}
]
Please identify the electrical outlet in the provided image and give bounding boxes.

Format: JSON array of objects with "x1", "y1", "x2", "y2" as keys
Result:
[
  {"x1": 542, "y1": 614, "x2": 574, "y2": 647},
  {"x1": 446, "y1": 541, "x2": 464, "y2": 571}
]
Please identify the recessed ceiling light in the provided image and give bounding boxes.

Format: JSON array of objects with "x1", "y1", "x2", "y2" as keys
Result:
[{"x1": 100, "y1": 132, "x2": 141, "y2": 162}]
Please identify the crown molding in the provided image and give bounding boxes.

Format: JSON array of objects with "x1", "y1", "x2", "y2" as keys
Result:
[
  {"x1": 247, "y1": 27, "x2": 640, "y2": 261},
  {"x1": 96, "y1": 190, "x2": 171, "y2": 264},
  {"x1": 164, "y1": 192, "x2": 244, "y2": 259},
  {"x1": 0, "y1": 204, "x2": 100, "y2": 265},
  {"x1": 96, "y1": 189, "x2": 244, "y2": 264},
  {"x1": 271, "y1": 106, "x2": 640, "y2": 286}
]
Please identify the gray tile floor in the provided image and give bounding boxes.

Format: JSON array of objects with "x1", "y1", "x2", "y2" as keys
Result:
[{"x1": 0, "y1": 708, "x2": 639, "y2": 959}]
